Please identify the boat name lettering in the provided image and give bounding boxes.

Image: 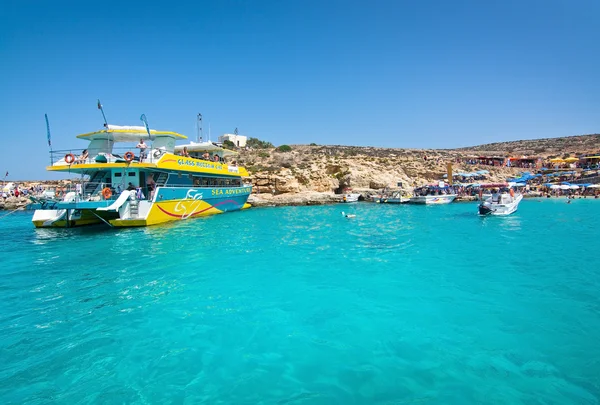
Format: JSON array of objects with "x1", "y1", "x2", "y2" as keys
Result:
[
  {"x1": 211, "y1": 187, "x2": 251, "y2": 196},
  {"x1": 176, "y1": 158, "x2": 222, "y2": 170}
]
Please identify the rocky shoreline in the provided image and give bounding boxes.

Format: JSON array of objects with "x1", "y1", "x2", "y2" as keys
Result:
[
  {"x1": 247, "y1": 191, "x2": 546, "y2": 208},
  {"x1": 0, "y1": 196, "x2": 31, "y2": 211}
]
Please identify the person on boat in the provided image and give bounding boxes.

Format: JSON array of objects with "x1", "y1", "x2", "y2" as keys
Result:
[
  {"x1": 492, "y1": 189, "x2": 500, "y2": 203},
  {"x1": 146, "y1": 173, "x2": 156, "y2": 200},
  {"x1": 213, "y1": 155, "x2": 220, "y2": 162},
  {"x1": 136, "y1": 139, "x2": 148, "y2": 162},
  {"x1": 202, "y1": 152, "x2": 210, "y2": 160},
  {"x1": 181, "y1": 147, "x2": 190, "y2": 157},
  {"x1": 127, "y1": 182, "x2": 136, "y2": 191},
  {"x1": 77, "y1": 149, "x2": 89, "y2": 164}
]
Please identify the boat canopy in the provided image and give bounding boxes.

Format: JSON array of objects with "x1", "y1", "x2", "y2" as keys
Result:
[
  {"x1": 174, "y1": 141, "x2": 238, "y2": 157},
  {"x1": 76, "y1": 125, "x2": 187, "y2": 142}
]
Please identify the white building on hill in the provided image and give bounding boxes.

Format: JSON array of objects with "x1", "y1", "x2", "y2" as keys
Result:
[{"x1": 218, "y1": 133, "x2": 247, "y2": 148}]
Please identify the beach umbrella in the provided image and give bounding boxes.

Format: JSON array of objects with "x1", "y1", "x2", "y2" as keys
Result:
[
  {"x1": 559, "y1": 185, "x2": 570, "y2": 190},
  {"x1": 569, "y1": 185, "x2": 579, "y2": 189},
  {"x1": 564, "y1": 157, "x2": 579, "y2": 163},
  {"x1": 550, "y1": 185, "x2": 561, "y2": 189},
  {"x1": 550, "y1": 158, "x2": 564, "y2": 163},
  {"x1": 587, "y1": 184, "x2": 600, "y2": 188}
]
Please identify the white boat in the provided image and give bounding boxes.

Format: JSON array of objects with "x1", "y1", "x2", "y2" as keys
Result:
[
  {"x1": 381, "y1": 191, "x2": 410, "y2": 204},
  {"x1": 409, "y1": 186, "x2": 457, "y2": 204},
  {"x1": 478, "y1": 192, "x2": 523, "y2": 216},
  {"x1": 341, "y1": 193, "x2": 360, "y2": 203},
  {"x1": 409, "y1": 194, "x2": 457, "y2": 204}
]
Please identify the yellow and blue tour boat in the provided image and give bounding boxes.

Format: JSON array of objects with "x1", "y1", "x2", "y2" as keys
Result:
[{"x1": 32, "y1": 124, "x2": 252, "y2": 228}]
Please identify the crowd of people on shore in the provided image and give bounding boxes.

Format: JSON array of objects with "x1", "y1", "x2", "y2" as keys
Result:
[{"x1": 1, "y1": 183, "x2": 48, "y2": 199}]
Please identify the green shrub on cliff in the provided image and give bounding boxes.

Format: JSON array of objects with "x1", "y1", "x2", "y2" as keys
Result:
[
  {"x1": 247, "y1": 137, "x2": 274, "y2": 149},
  {"x1": 223, "y1": 140, "x2": 236, "y2": 149},
  {"x1": 276, "y1": 145, "x2": 292, "y2": 152}
]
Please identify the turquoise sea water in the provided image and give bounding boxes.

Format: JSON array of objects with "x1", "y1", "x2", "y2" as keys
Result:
[{"x1": 1, "y1": 199, "x2": 599, "y2": 404}]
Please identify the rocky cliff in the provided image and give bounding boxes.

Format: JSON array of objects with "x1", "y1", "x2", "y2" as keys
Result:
[
  {"x1": 239, "y1": 145, "x2": 523, "y2": 204},
  {"x1": 236, "y1": 134, "x2": 600, "y2": 205}
]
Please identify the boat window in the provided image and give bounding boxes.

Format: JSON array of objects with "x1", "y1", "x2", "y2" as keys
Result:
[
  {"x1": 128, "y1": 172, "x2": 136, "y2": 177},
  {"x1": 115, "y1": 173, "x2": 122, "y2": 177}
]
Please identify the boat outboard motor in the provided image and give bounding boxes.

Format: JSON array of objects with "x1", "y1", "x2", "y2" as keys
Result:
[{"x1": 479, "y1": 201, "x2": 493, "y2": 215}]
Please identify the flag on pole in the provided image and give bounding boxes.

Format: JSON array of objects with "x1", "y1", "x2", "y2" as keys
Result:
[
  {"x1": 140, "y1": 114, "x2": 151, "y2": 139},
  {"x1": 97, "y1": 99, "x2": 108, "y2": 126},
  {"x1": 45, "y1": 114, "x2": 52, "y2": 148}
]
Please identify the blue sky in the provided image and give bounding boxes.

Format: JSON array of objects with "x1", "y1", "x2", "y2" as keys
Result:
[{"x1": 1, "y1": 0, "x2": 599, "y2": 179}]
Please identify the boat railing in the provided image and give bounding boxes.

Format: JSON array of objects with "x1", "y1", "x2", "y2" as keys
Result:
[
  {"x1": 52, "y1": 180, "x2": 250, "y2": 203},
  {"x1": 50, "y1": 181, "x2": 154, "y2": 202},
  {"x1": 49, "y1": 147, "x2": 232, "y2": 166},
  {"x1": 49, "y1": 147, "x2": 180, "y2": 166}
]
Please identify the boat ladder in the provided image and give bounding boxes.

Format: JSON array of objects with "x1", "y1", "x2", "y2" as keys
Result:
[{"x1": 129, "y1": 200, "x2": 139, "y2": 217}]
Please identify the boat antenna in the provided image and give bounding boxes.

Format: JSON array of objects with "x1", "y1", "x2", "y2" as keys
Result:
[
  {"x1": 208, "y1": 122, "x2": 211, "y2": 142},
  {"x1": 45, "y1": 114, "x2": 53, "y2": 165},
  {"x1": 197, "y1": 113, "x2": 203, "y2": 143},
  {"x1": 97, "y1": 99, "x2": 108, "y2": 127}
]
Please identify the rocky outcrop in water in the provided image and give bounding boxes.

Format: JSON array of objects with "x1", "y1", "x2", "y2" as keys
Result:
[{"x1": 0, "y1": 196, "x2": 30, "y2": 211}]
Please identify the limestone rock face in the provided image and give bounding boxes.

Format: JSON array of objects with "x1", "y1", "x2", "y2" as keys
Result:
[
  {"x1": 1, "y1": 196, "x2": 29, "y2": 210},
  {"x1": 240, "y1": 145, "x2": 530, "y2": 197}
]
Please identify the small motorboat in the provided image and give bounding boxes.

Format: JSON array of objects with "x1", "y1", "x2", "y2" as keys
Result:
[
  {"x1": 380, "y1": 191, "x2": 410, "y2": 204},
  {"x1": 479, "y1": 190, "x2": 523, "y2": 216},
  {"x1": 409, "y1": 185, "x2": 457, "y2": 205},
  {"x1": 340, "y1": 188, "x2": 360, "y2": 203},
  {"x1": 341, "y1": 193, "x2": 360, "y2": 203}
]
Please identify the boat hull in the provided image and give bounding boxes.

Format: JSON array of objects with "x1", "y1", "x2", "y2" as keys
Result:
[
  {"x1": 409, "y1": 194, "x2": 457, "y2": 204},
  {"x1": 32, "y1": 186, "x2": 252, "y2": 228},
  {"x1": 382, "y1": 197, "x2": 410, "y2": 204}
]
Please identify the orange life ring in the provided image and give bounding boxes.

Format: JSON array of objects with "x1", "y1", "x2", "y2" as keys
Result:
[
  {"x1": 65, "y1": 153, "x2": 75, "y2": 164},
  {"x1": 102, "y1": 187, "x2": 112, "y2": 199},
  {"x1": 124, "y1": 151, "x2": 135, "y2": 162},
  {"x1": 510, "y1": 189, "x2": 515, "y2": 197}
]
